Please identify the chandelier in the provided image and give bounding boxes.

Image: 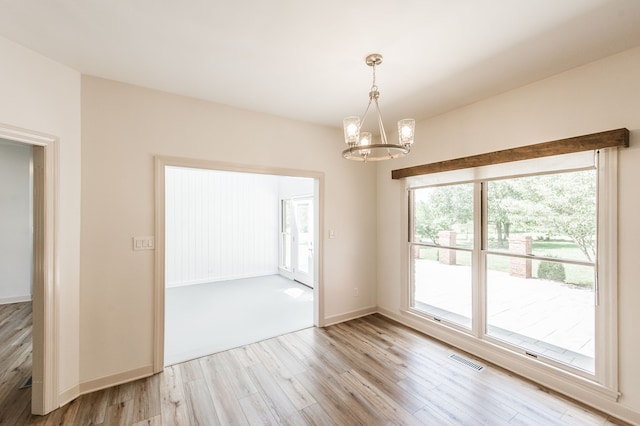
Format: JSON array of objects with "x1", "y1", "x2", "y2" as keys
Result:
[{"x1": 342, "y1": 53, "x2": 415, "y2": 162}]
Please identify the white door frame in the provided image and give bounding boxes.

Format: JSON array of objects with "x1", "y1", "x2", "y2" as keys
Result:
[
  {"x1": 153, "y1": 156, "x2": 325, "y2": 372},
  {"x1": 0, "y1": 123, "x2": 59, "y2": 415}
]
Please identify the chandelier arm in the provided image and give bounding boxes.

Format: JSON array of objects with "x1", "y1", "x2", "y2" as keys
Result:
[
  {"x1": 374, "y1": 99, "x2": 389, "y2": 145},
  {"x1": 359, "y1": 97, "x2": 374, "y2": 131}
]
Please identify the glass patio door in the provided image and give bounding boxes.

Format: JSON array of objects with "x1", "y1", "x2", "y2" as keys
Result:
[{"x1": 280, "y1": 197, "x2": 314, "y2": 287}]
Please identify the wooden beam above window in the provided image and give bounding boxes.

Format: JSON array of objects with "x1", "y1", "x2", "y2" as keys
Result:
[{"x1": 392, "y1": 128, "x2": 629, "y2": 180}]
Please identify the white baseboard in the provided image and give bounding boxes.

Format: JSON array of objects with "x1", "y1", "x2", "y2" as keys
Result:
[
  {"x1": 322, "y1": 305, "x2": 377, "y2": 326},
  {"x1": 0, "y1": 295, "x2": 31, "y2": 305},
  {"x1": 58, "y1": 384, "x2": 80, "y2": 408},
  {"x1": 166, "y1": 271, "x2": 280, "y2": 288},
  {"x1": 79, "y1": 365, "x2": 154, "y2": 396}
]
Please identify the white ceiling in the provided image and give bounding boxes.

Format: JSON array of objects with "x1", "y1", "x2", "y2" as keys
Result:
[{"x1": 1, "y1": 0, "x2": 640, "y2": 129}]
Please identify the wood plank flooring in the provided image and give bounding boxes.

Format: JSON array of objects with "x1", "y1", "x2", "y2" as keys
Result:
[
  {"x1": 0, "y1": 301, "x2": 33, "y2": 424},
  {"x1": 0, "y1": 302, "x2": 631, "y2": 425}
]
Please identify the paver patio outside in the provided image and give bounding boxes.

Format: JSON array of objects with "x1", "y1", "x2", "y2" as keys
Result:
[{"x1": 413, "y1": 258, "x2": 594, "y2": 372}]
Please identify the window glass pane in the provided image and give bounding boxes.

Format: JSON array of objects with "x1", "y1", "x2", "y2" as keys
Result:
[
  {"x1": 485, "y1": 169, "x2": 597, "y2": 373},
  {"x1": 412, "y1": 183, "x2": 474, "y2": 248},
  {"x1": 486, "y1": 170, "x2": 596, "y2": 263},
  {"x1": 486, "y1": 255, "x2": 595, "y2": 373},
  {"x1": 411, "y1": 246, "x2": 472, "y2": 329},
  {"x1": 281, "y1": 200, "x2": 292, "y2": 270},
  {"x1": 408, "y1": 164, "x2": 602, "y2": 377},
  {"x1": 282, "y1": 200, "x2": 292, "y2": 233},
  {"x1": 294, "y1": 200, "x2": 313, "y2": 274}
]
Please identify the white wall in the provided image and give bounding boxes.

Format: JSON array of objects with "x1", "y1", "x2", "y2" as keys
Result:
[
  {"x1": 165, "y1": 170, "x2": 316, "y2": 288},
  {"x1": 165, "y1": 167, "x2": 280, "y2": 287},
  {"x1": 376, "y1": 47, "x2": 640, "y2": 422},
  {"x1": 0, "y1": 36, "x2": 81, "y2": 405},
  {"x1": 0, "y1": 140, "x2": 32, "y2": 303},
  {"x1": 80, "y1": 76, "x2": 378, "y2": 385},
  {"x1": 279, "y1": 176, "x2": 314, "y2": 199}
]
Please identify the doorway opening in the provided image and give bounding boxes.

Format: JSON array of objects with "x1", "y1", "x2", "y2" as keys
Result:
[
  {"x1": 154, "y1": 158, "x2": 323, "y2": 370},
  {"x1": 0, "y1": 138, "x2": 34, "y2": 418},
  {"x1": 0, "y1": 125, "x2": 58, "y2": 415}
]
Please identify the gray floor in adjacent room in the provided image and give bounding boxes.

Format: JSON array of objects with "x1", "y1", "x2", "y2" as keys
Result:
[{"x1": 165, "y1": 274, "x2": 314, "y2": 366}]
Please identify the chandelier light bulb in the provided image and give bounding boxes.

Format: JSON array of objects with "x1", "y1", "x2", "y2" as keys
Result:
[
  {"x1": 359, "y1": 132, "x2": 371, "y2": 146},
  {"x1": 359, "y1": 132, "x2": 372, "y2": 157},
  {"x1": 343, "y1": 116, "x2": 361, "y2": 146},
  {"x1": 398, "y1": 119, "x2": 416, "y2": 146}
]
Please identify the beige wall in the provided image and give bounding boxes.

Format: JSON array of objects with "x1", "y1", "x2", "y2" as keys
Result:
[
  {"x1": 80, "y1": 76, "x2": 378, "y2": 384},
  {"x1": 0, "y1": 36, "x2": 81, "y2": 402},
  {"x1": 376, "y1": 46, "x2": 640, "y2": 421}
]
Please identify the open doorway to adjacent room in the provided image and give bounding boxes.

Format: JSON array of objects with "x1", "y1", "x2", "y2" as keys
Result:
[
  {"x1": 0, "y1": 127, "x2": 57, "y2": 416},
  {"x1": 157, "y1": 161, "x2": 321, "y2": 367},
  {"x1": 0, "y1": 138, "x2": 34, "y2": 414}
]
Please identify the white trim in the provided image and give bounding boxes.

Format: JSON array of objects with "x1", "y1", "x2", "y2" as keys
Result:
[
  {"x1": 290, "y1": 196, "x2": 315, "y2": 287},
  {"x1": 79, "y1": 365, "x2": 154, "y2": 395},
  {"x1": 0, "y1": 295, "x2": 32, "y2": 304},
  {"x1": 0, "y1": 123, "x2": 59, "y2": 415},
  {"x1": 314, "y1": 177, "x2": 324, "y2": 327},
  {"x1": 323, "y1": 306, "x2": 378, "y2": 327},
  {"x1": 154, "y1": 156, "x2": 325, "y2": 371},
  {"x1": 406, "y1": 150, "x2": 595, "y2": 188},
  {"x1": 402, "y1": 149, "x2": 621, "y2": 416},
  {"x1": 473, "y1": 182, "x2": 484, "y2": 340},
  {"x1": 393, "y1": 307, "x2": 619, "y2": 401},
  {"x1": 595, "y1": 148, "x2": 619, "y2": 392},
  {"x1": 57, "y1": 384, "x2": 81, "y2": 408},
  {"x1": 278, "y1": 266, "x2": 295, "y2": 281},
  {"x1": 166, "y1": 272, "x2": 279, "y2": 289},
  {"x1": 400, "y1": 189, "x2": 411, "y2": 312},
  {"x1": 153, "y1": 159, "x2": 166, "y2": 373}
]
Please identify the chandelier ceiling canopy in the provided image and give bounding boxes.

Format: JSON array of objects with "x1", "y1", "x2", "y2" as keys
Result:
[{"x1": 342, "y1": 54, "x2": 415, "y2": 162}]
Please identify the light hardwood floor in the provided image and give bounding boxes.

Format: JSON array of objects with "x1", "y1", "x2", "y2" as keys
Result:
[{"x1": 0, "y1": 302, "x2": 630, "y2": 425}]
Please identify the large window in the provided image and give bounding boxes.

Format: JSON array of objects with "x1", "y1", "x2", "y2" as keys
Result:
[{"x1": 408, "y1": 149, "x2": 617, "y2": 389}]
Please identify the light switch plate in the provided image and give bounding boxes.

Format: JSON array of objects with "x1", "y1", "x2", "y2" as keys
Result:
[{"x1": 133, "y1": 236, "x2": 155, "y2": 250}]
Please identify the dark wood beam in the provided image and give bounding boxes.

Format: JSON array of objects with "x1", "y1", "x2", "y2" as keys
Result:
[{"x1": 392, "y1": 128, "x2": 629, "y2": 180}]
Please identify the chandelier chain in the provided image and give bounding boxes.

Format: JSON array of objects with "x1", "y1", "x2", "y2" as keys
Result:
[{"x1": 371, "y1": 62, "x2": 377, "y2": 90}]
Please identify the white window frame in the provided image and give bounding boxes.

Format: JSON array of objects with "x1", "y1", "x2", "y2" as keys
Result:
[{"x1": 402, "y1": 148, "x2": 619, "y2": 400}]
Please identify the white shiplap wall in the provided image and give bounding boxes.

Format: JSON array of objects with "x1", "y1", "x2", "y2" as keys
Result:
[{"x1": 165, "y1": 167, "x2": 280, "y2": 287}]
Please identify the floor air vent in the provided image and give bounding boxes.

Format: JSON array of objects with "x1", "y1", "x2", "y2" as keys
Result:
[{"x1": 449, "y1": 354, "x2": 484, "y2": 372}]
